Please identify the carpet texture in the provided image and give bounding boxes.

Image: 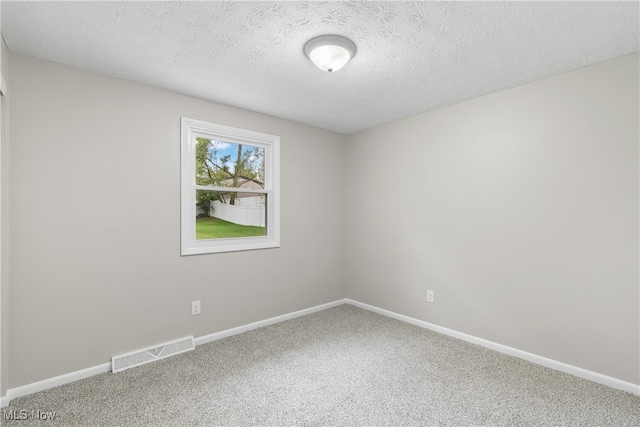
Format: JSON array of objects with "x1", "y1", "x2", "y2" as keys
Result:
[{"x1": 3, "y1": 304, "x2": 639, "y2": 426}]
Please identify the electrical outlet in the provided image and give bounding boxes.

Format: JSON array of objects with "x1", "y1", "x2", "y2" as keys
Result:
[
  {"x1": 427, "y1": 290, "x2": 434, "y2": 303},
  {"x1": 192, "y1": 300, "x2": 201, "y2": 316}
]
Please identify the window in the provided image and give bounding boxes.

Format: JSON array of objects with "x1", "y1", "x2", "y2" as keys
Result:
[{"x1": 181, "y1": 118, "x2": 280, "y2": 255}]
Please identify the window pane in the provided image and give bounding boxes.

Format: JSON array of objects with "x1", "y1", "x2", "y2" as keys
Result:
[
  {"x1": 195, "y1": 138, "x2": 265, "y2": 188},
  {"x1": 182, "y1": 117, "x2": 279, "y2": 255},
  {"x1": 196, "y1": 190, "x2": 266, "y2": 240}
]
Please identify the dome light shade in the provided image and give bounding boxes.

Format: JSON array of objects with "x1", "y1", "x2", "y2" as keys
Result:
[{"x1": 304, "y1": 35, "x2": 356, "y2": 73}]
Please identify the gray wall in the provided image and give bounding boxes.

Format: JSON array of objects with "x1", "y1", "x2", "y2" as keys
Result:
[
  {"x1": 4, "y1": 49, "x2": 639, "y2": 392},
  {"x1": 7, "y1": 53, "x2": 346, "y2": 388},
  {"x1": 1, "y1": 35, "x2": 10, "y2": 396},
  {"x1": 345, "y1": 53, "x2": 639, "y2": 385}
]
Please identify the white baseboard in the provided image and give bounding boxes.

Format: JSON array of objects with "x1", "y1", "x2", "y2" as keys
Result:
[
  {"x1": 346, "y1": 299, "x2": 640, "y2": 396},
  {"x1": 2, "y1": 297, "x2": 637, "y2": 407},
  {"x1": 0, "y1": 299, "x2": 348, "y2": 407},
  {"x1": 1, "y1": 362, "x2": 111, "y2": 407},
  {"x1": 194, "y1": 299, "x2": 347, "y2": 346}
]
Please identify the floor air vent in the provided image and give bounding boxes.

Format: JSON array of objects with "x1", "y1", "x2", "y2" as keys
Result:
[{"x1": 111, "y1": 336, "x2": 195, "y2": 373}]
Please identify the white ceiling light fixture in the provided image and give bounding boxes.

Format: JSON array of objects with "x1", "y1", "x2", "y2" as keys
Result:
[{"x1": 304, "y1": 35, "x2": 357, "y2": 73}]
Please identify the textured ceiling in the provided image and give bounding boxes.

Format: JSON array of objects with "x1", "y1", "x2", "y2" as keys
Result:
[{"x1": 2, "y1": 1, "x2": 639, "y2": 134}]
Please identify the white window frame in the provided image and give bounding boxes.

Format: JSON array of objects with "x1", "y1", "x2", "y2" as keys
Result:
[{"x1": 181, "y1": 117, "x2": 280, "y2": 255}]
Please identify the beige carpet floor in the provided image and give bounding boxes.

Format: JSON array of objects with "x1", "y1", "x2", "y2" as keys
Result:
[{"x1": 3, "y1": 304, "x2": 639, "y2": 426}]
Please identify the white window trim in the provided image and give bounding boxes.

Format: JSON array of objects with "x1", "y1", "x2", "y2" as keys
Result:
[{"x1": 181, "y1": 117, "x2": 280, "y2": 255}]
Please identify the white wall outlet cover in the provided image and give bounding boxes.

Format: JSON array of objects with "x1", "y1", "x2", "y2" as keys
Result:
[
  {"x1": 427, "y1": 290, "x2": 434, "y2": 303},
  {"x1": 191, "y1": 300, "x2": 201, "y2": 315}
]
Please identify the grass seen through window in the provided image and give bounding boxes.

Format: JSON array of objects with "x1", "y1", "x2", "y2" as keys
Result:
[{"x1": 196, "y1": 217, "x2": 266, "y2": 240}]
